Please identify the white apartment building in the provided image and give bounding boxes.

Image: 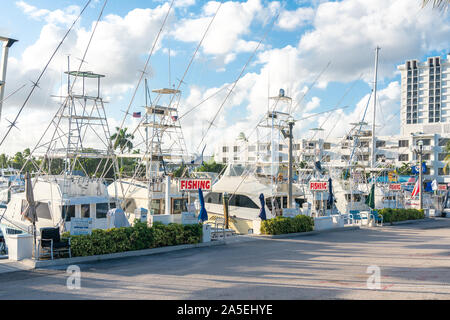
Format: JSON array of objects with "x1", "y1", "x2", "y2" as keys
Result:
[
  {"x1": 215, "y1": 132, "x2": 449, "y2": 184},
  {"x1": 398, "y1": 55, "x2": 450, "y2": 135}
]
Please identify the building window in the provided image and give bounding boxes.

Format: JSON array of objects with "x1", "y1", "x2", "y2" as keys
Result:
[
  {"x1": 438, "y1": 168, "x2": 446, "y2": 175},
  {"x1": 398, "y1": 140, "x2": 409, "y2": 148},
  {"x1": 248, "y1": 145, "x2": 256, "y2": 152},
  {"x1": 422, "y1": 153, "x2": 431, "y2": 160},
  {"x1": 376, "y1": 140, "x2": 386, "y2": 148},
  {"x1": 233, "y1": 146, "x2": 239, "y2": 152},
  {"x1": 323, "y1": 142, "x2": 331, "y2": 150},
  {"x1": 222, "y1": 157, "x2": 227, "y2": 163},
  {"x1": 438, "y1": 153, "x2": 447, "y2": 161},
  {"x1": 222, "y1": 146, "x2": 228, "y2": 153},
  {"x1": 398, "y1": 154, "x2": 409, "y2": 161},
  {"x1": 341, "y1": 155, "x2": 350, "y2": 161}
]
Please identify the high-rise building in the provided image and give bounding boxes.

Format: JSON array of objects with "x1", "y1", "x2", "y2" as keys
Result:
[{"x1": 397, "y1": 54, "x2": 450, "y2": 135}]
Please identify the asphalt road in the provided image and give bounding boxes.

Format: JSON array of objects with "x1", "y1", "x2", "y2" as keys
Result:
[{"x1": 1, "y1": 218, "x2": 450, "y2": 300}]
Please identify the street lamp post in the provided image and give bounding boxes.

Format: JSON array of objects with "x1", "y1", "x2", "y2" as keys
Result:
[
  {"x1": 415, "y1": 140, "x2": 424, "y2": 210},
  {"x1": 287, "y1": 117, "x2": 295, "y2": 209}
]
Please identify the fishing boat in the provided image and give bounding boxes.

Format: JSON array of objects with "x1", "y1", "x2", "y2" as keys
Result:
[
  {"x1": 203, "y1": 164, "x2": 307, "y2": 234},
  {"x1": 0, "y1": 68, "x2": 121, "y2": 251}
]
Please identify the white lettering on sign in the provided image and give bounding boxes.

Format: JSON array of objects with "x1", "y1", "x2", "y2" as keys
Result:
[
  {"x1": 389, "y1": 184, "x2": 401, "y2": 191},
  {"x1": 179, "y1": 179, "x2": 212, "y2": 191},
  {"x1": 309, "y1": 181, "x2": 328, "y2": 191}
]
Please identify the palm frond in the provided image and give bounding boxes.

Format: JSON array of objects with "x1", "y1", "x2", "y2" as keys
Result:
[{"x1": 422, "y1": 0, "x2": 450, "y2": 10}]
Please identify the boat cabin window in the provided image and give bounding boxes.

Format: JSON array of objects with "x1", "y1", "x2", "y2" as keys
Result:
[
  {"x1": 36, "y1": 202, "x2": 52, "y2": 220},
  {"x1": 81, "y1": 204, "x2": 90, "y2": 218},
  {"x1": 345, "y1": 194, "x2": 362, "y2": 202},
  {"x1": 204, "y1": 192, "x2": 222, "y2": 205},
  {"x1": 96, "y1": 203, "x2": 109, "y2": 219},
  {"x1": 295, "y1": 198, "x2": 306, "y2": 207},
  {"x1": 62, "y1": 205, "x2": 76, "y2": 222},
  {"x1": 151, "y1": 199, "x2": 162, "y2": 215},
  {"x1": 124, "y1": 198, "x2": 137, "y2": 213},
  {"x1": 266, "y1": 197, "x2": 282, "y2": 211},
  {"x1": 172, "y1": 198, "x2": 188, "y2": 214},
  {"x1": 229, "y1": 194, "x2": 259, "y2": 209},
  {"x1": 20, "y1": 200, "x2": 52, "y2": 220}
]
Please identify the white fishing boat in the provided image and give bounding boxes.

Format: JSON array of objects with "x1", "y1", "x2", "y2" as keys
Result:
[
  {"x1": 0, "y1": 68, "x2": 121, "y2": 252},
  {"x1": 203, "y1": 164, "x2": 307, "y2": 234}
]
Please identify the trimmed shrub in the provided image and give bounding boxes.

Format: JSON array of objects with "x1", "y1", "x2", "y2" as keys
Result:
[
  {"x1": 377, "y1": 208, "x2": 425, "y2": 223},
  {"x1": 62, "y1": 221, "x2": 203, "y2": 257},
  {"x1": 260, "y1": 215, "x2": 314, "y2": 235}
]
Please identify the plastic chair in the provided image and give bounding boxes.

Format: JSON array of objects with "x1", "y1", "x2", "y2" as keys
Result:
[{"x1": 370, "y1": 210, "x2": 383, "y2": 226}]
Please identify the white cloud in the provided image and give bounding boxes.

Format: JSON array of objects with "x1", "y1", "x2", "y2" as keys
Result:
[
  {"x1": 171, "y1": 0, "x2": 268, "y2": 65},
  {"x1": 16, "y1": 1, "x2": 80, "y2": 26},
  {"x1": 277, "y1": 6, "x2": 315, "y2": 30},
  {"x1": 298, "y1": 0, "x2": 450, "y2": 85}
]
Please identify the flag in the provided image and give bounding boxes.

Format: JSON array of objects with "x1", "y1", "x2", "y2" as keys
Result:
[
  {"x1": 171, "y1": 115, "x2": 178, "y2": 121},
  {"x1": 431, "y1": 179, "x2": 438, "y2": 191},
  {"x1": 133, "y1": 112, "x2": 141, "y2": 118},
  {"x1": 407, "y1": 176, "x2": 415, "y2": 183},
  {"x1": 411, "y1": 179, "x2": 420, "y2": 198}
]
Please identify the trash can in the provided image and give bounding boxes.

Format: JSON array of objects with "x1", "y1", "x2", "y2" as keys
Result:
[
  {"x1": 134, "y1": 208, "x2": 148, "y2": 223},
  {"x1": 8, "y1": 233, "x2": 33, "y2": 261},
  {"x1": 202, "y1": 224, "x2": 211, "y2": 243}
]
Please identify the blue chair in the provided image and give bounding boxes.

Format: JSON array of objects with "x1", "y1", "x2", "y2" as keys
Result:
[
  {"x1": 370, "y1": 210, "x2": 383, "y2": 226},
  {"x1": 349, "y1": 210, "x2": 361, "y2": 225}
]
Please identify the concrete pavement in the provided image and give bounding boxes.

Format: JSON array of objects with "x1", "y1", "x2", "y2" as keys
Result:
[{"x1": 1, "y1": 218, "x2": 450, "y2": 299}]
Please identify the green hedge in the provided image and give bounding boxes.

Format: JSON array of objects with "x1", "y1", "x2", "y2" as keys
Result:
[
  {"x1": 260, "y1": 215, "x2": 314, "y2": 235},
  {"x1": 377, "y1": 208, "x2": 425, "y2": 223},
  {"x1": 62, "y1": 221, "x2": 203, "y2": 257}
]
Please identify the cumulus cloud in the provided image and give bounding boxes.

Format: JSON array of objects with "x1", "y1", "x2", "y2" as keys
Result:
[
  {"x1": 277, "y1": 6, "x2": 315, "y2": 30},
  {"x1": 171, "y1": 0, "x2": 268, "y2": 65}
]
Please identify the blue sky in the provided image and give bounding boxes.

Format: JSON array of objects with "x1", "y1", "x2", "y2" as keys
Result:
[{"x1": 0, "y1": 0, "x2": 449, "y2": 156}]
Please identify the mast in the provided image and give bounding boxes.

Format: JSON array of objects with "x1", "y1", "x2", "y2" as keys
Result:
[{"x1": 371, "y1": 46, "x2": 380, "y2": 169}]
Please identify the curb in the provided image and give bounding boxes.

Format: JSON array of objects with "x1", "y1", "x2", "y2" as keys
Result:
[
  {"x1": 383, "y1": 218, "x2": 432, "y2": 226},
  {"x1": 20, "y1": 240, "x2": 226, "y2": 269},
  {"x1": 253, "y1": 226, "x2": 360, "y2": 240}
]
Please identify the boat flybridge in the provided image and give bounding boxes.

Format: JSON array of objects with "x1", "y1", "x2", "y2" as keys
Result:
[{"x1": 203, "y1": 164, "x2": 307, "y2": 234}]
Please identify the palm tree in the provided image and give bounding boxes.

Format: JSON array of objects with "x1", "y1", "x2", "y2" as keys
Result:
[
  {"x1": 111, "y1": 127, "x2": 134, "y2": 153},
  {"x1": 422, "y1": 0, "x2": 449, "y2": 10}
]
